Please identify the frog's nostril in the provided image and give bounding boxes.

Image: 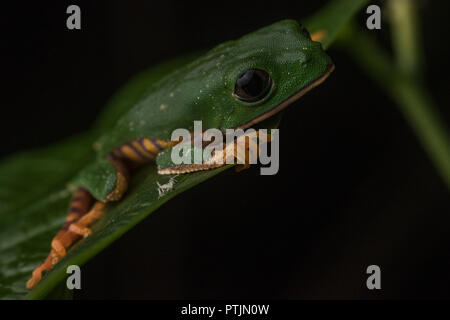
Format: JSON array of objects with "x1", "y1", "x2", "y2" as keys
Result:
[{"x1": 301, "y1": 57, "x2": 311, "y2": 68}]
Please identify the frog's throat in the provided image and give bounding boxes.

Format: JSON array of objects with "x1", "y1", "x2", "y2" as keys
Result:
[{"x1": 237, "y1": 63, "x2": 335, "y2": 130}]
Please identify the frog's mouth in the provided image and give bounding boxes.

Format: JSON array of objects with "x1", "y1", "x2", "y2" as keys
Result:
[{"x1": 237, "y1": 63, "x2": 335, "y2": 130}]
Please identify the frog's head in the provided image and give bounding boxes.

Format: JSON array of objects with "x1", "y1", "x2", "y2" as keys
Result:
[{"x1": 202, "y1": 19, "x2": 334, "y2": 130}]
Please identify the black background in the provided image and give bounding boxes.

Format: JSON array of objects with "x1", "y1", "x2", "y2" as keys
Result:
[{"x1": 2, "y1": 0, "x2": 450, "y2": 299}]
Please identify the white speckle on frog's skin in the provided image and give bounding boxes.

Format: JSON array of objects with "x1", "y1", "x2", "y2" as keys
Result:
[
  {"x1": 169, "y1": 92, "x2": 174, "y2": 98},
  {"x1": 140, "y1": 120, "x2": 146, "y2": 125},
  {"x1": 156, "y1": 175, "x2": 178, "y2": 198},
  {"x1": 160, "y1": 104, "x2": 168, "y2": 110}
]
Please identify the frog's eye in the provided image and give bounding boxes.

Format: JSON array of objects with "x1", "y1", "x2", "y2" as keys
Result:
[{"x1": 233, "y1": 69, "x2": 272, "y2": 103}]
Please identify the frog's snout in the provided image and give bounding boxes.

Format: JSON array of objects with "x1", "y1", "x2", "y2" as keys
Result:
[
  {"x1": 300, "y1": 42, "x2": 322, "y2": 67},
  {"x1": 300, "y1": 42, "x2": 333, "y2": 72},
  {"x1": 301, "y1": 56, "x2": 312, "y2": 68}
]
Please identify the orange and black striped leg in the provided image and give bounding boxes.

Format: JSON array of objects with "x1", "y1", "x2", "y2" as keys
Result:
[
  {"x1": 109, "y1": 137, "x2": 175, "y2": 170},
  {"x1": 68, "y1": 201, "x2": 107, "y2": 237},
  {"x1": 27, "y1": 137, "x2": 173, "y2": 289},
  {"x1": 26, "y1": 187, "x2": 93, "y2": 289},
  {"x1": 105, "y1": 156, "x2": 131, "y2": 201}
]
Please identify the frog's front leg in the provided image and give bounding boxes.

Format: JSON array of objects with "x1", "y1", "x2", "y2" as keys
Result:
[
  {"x1": 156, "y1": 143, "x2": 226, "y2": 174},
  {"x1": 26, "y1": 187, "x2": 94, "y2": 289},
  {"x1": 157, "y1": 131, "x2": 271, "y2": 174}
]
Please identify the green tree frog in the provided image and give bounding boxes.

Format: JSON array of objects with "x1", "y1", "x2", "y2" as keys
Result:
[{"x1": 26, "y1": 19, "x2": 334, "y2": 289}]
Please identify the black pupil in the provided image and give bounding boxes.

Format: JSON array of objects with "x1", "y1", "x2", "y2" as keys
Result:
[
  {"x1": 237, "y1": 70, "x2": 264, "y2": 97},
  {"x1": 234, "y1": 69, "x2": 271, "y2": 102}
]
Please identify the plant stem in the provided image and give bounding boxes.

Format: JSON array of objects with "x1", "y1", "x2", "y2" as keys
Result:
[
  {"x1": 387, "y1": 0, "x2": 424, "y2": 78},
  {"x1": 337, "y1": 25, "x2": 450, "y2": 189}
]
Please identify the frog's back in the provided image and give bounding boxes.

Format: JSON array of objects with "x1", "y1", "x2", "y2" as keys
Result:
[
  {"x1": 94, "y1": 46, "x2": 237, "y2": 157},
  {"x1": 93, "y1": 52, "x2": 205, "y2": 157}
]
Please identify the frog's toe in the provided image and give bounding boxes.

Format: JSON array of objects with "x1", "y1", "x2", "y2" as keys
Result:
[
  {"x1": 26, "y1": 270, "x2": 42, "y2": 290},
  {"x1": 69, "y1": 223, "x2": 92, "y2": 238},
  {"x1": 67, "y1": 201, "x2": 106, "y2": 238},
  {"x1": 235, "y1": 163, "x2": 251, "y2": 172},
  {"x1": 51, "y1": 238, "x2": 67, "y2": 257},
  {"x1": 26, "y1": 251, "x2": 58, "y2": 290}
]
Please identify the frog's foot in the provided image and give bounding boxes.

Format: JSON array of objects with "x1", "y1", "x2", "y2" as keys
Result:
[
  {"x1": 234, "y1": 130, "x2": 272, "y2": 173},
  {"x1": 68, "y1": 201, "x2": 107, "y2": 238},
  {"x1": 26, "y1": 249, "x2": 61, "y2": 290},
  {"x1": 26, "y1": 229, "x2": 81, "y2": 289},
  {"x1": 234, "y1": 144, "x2": 254, "y2": 172},
  {"x1": 68, "y1": 224, "x2": 92, "y2": 238},
  {"x1": 26, "y1": 187, "x2": 94, "y2": 290},
  {"x1": 51, "y1": 237, "x2": 66, "y2": 257}
]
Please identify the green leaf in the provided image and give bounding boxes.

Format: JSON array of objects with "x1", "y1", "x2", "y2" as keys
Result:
[
  {"x1": 0, "y1": 0, "x2": 367, "y2": 299},
  {"x1": 0, "y1": 134, "x2": 95, "y2": 299},
  {"x1": 25, "y1": 165, "x2": 231, "y2": 300},
  {"x1": 0, "y1": 130, "x2": 230, "y2": 300}
]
